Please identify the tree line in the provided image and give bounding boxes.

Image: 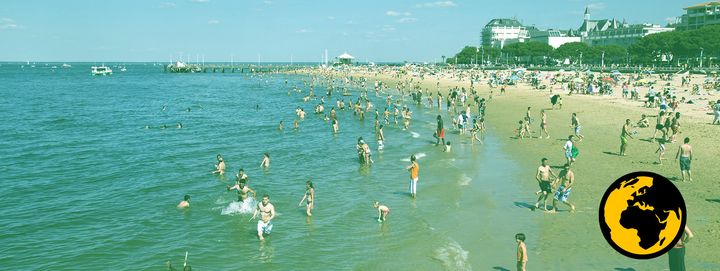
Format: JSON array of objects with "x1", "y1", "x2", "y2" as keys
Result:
[{"x1": 446, "y1": 25, "x2": 720, "y2": 67}]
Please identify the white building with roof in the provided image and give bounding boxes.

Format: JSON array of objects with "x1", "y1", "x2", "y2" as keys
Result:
[{"x1": 481, "y1": 18, "x2": 529, "y2": 49}]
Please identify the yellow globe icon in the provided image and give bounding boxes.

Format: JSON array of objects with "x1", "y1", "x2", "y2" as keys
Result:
[{"x1": 599, "y1": 172, "x2": 686, "y2": 259}]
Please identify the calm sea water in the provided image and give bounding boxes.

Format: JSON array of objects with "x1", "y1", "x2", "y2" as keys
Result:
[{"x1": 0, "y1": 63, "x2": 537, "y2": 270}]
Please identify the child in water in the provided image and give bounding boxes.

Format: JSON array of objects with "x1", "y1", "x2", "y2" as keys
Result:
[
  {"x1": 373, "y1": 201, "x2": 389, "y2": 222},
  {"x1": 444, "y1": 141, "x2": 451, "y2": 152},
  {"x1": 177, "y1": 195, "x2": 190, "y2": 209}
]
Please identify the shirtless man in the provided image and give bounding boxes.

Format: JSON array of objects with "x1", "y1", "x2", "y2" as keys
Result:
[
  {"x1": 177, "y1": 195, "x2": 190, "y2": 209},
  {"x1": 675, "y1": 137, "x2": 693, "y2": 182},
  {"x1": 551, "y1": 163, "x2": 575, "y2": 213},
  {"x1": 620, "y1": 119, "x2": 634, "y2": 156},
  {"x1": 235, "y1": 169, "x2": 249, "y2": 184},
  {"x1": 251, "y1": 195, "x2": 276, "y2": 240},
  {"x1": 540, "y1": 109, "x2": 550, "y2": 139},
  {"x1": 571, "y1": 113, "x2": 584, "y2": 141},
  {"x1": 227, "y1": 179, "x2": 256, "y2": 202},
  {"x1": 212, "y1": 154, "x2": 226, "y2": 174},
  {"x1": 534, "y1": 158, "x2": 557, "y2": 211}
]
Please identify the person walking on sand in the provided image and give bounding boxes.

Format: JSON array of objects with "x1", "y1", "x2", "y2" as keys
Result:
[
  {"x1": 298, "y1": 180, "x2": 314, "y2": 216},
  {"x1": 212, "y1": 154, "x2": 226, "y2": 174},
  {"x1": 251, "y1": 195, "x2": 276, "y2": 241},
  {"x1": 373, "y1": 201, "x2": 390, "y2": 222},
  {"x1": 516, "y1": 233, "x2": 528, "y2": 271},
  {"x1": 620, "y1": 119, "x2": 634, "y2": 156},
  {"x1": 563, "y1": 135, "x2": 575, "y2": 165},
  {"x1": 540, "y1": 109, "x2": 550, "y2": 139},
  {"x1": 675, "y1": 137, "x2": 693, "y2": 182},
  {"x1": 656, "y1": 138, "x2": 667, "y2": 165},
  {"x1": 668, "y1": 225, "x2": 694, "y2": 271},
  {"x1": 713, "y1": 100, "x2": 720, "y2": 125},
  {"x1": 534, "y1": 158, "x2": 557, "y2": 211},
  {"x1": 551, "y1": 163, "x2": 576, "y2": 213},
  {"x1": 406, "y1": 155, "x2": 419, "y2": 198},
  {"x1": 571, "y1": 113, "x2": 584, "y2": 141}
]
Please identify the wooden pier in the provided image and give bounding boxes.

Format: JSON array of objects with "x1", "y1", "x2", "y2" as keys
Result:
[{"x1": 164, "y1": 64, "x2": 303, "y2": 74}]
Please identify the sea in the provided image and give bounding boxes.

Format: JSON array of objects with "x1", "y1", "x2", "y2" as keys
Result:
[{"x1": 0, "y1": 63, "x2": 539, "y2": 270}]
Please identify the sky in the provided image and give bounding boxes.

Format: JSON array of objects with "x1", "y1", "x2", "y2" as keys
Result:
[{"x1": 0, "y1": 0, "x2": 704, "y2": 63}]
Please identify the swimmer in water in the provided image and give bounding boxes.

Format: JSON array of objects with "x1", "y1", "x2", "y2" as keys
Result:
[
  {"x1": 298, "y1": 180, "x2": 315, "y2": 216},
  {"x1": 212, "y1": 154, "x2": 226, "y2": 174},
  {"x1": 177, "y1": 195, "x2": 190, "y2": 208},
  {"x1": 373, "y1": 201, "x2": 389, "y2": 222},
  {"x1": 227, "y1": 179, "x2": 256, "y2": 202},
  {"x1": 260, "y1": 153, "x2": 270, "y2": 168},
  {"x1": 278, "y1": 121, "x2": 284, "y2": 131}
]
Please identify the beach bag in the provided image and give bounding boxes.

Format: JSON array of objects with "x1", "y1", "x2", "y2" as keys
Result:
[{"x1": 571, "y1": 146, "x2": 579, "y2": 158}]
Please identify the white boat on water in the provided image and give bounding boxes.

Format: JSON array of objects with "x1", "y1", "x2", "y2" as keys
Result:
[
  {"x1": 62, "y1": 63, "x2": 72, "y2": 68},
  {"x1": 91, "y1": 66, "x2": 113, "y2": 76}
]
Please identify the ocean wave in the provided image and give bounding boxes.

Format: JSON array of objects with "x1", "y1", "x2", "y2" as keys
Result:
[{"x1": 433, "y1": 239, "x2": 471, "y2": 271}]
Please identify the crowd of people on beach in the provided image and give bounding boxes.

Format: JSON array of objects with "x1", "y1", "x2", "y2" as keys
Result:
[{"x1": 168, "y1": 64, "x2": 714, "y2": 270}]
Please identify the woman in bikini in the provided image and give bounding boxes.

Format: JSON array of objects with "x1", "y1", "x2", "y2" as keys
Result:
[{"x1": 298, "y1": 181, "x2": 315, "y2": 216}]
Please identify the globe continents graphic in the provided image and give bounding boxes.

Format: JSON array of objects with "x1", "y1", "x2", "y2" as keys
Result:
[{"x1": 599, "y1": 172, "x2": 686, "y2": 259}]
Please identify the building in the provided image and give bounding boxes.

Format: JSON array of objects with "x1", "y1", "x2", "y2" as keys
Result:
[
  {"x1": 336, "y1": 52, "x2": 354, "y2": 65},
  {"x1": 481, "y1": 18, "x2": 529, "y2": 49},
  {"x1": 529, "y1": 28, "x2": 582, "y2": 49},
  {"x1": 579, "y1": 7, "x2": 674, "y2": 47},
  {"x1": 678, "y1": 1, "x2": 720, "y2": 30}
]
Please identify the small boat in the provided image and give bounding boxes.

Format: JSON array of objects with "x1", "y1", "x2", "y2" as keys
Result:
[
  {"x1": 91, "y1": 66, "x2": 113, "y2": 76},
  {"x1": 62, "y1": 63, "x2": 72, "y2": 68}
]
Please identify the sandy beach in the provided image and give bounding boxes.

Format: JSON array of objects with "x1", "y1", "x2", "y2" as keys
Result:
[{"x1": 298, "y1": 65, "x2": 720, "y2": 269}]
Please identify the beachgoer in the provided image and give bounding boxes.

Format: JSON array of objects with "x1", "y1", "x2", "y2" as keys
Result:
[
  {"x1": 534, "y1": 158, "x2": 557, "y2": 211},
  {"x1": 260, "y1": 153, "x2": 270, "y2": 168},
  {"x1": 406, "y1": 155, "x2": 419, "y2": 198},
  {"x1": 540, "y1": 109, "x2": 550, "y2": 139},
  {"x1": 675, "y1": 137, "x2": 693, "y2": 182},
  {"x1": 668, "y1": 226, "x2": 694, "y2": 271},
  {"x1": 213, "y1": 154, "x2": 226, "y2": 174},
  {"x1": 278, "y1": 121, "x2": 284, "y2": 131},
  {"x1": 444, "y1": 141, "x2": 451, "y2": 152},
  {"x1": 373, "y1": 201, "x2": 390, "y2": 222},
  {"x1": 652, "y1": 111, "x2": 665, "y2": 140},
  {"x1": 377, "y1": 124, "x2": 385, "y2": 150},
  {"x1": 571, "y1": 113, "x2": 584, "y2": 141},
  {"x1": 251, "y1": 195, "x2": 276, "y2": 241},
  {"x1": 655, "y1": 138, "x2": 667, "y2": 165},
  {"x1": 563, "y1": 135, "x2": 575, "y2": 164},
  {"x1": 436, "y1": 115, "x2": 445, "y2": 146},
  {"x1": 551, "y1": 163, "x2": 575, "y2": 213},
  {"x1": 227, "y1": 179, "x2": 256, "y2": 202},
  {"x1": 177, "y1": 195, "x2": 190, "y2": 209},
  {"x1": 620, "y1": 119, "x2": 634, "y2": 156},
  {"x1": 713, "y1": 100, "x2": 720, "y2": 125},
  {"x1": 637, "y1": 114, "x2": 650, "y2": 128},
  {"x1": 516, "y1": 233, "x2": 528, "y2": 271},
  {"x1": 298, "y1": 180, "x2": 315, "y2": 216}
]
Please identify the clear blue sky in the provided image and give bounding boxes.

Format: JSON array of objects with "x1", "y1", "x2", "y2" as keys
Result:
[{"x1": 0, "y1": 0, "x2": 702, "y2": 62}]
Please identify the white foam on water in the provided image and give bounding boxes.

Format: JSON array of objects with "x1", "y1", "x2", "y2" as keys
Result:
[
  {"x1": 458, "y1": 174, "x2": 472, "y2": 186},
  {"x1": 410, "y1": 131, "x2": 420, "y2": 138},
  {"x1": 433, "y1": 239, "x2": 471, "y2": 271},
  {"x1": 221, "y1": 198, "x2": 257, "y2": 215}
]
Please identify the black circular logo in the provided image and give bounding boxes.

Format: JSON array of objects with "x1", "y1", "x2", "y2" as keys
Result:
[{"x1": 598, "y1": 171, "x2": 686, "y2": 259}]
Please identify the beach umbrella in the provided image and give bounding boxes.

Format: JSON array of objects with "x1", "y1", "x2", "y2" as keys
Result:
[
  {"x1": 572, "y1": 77, "x2": 583, "y2": 83},
  {"x1": 602, "y1": 77, "x2": 618, "y2": 84},
  {"x1": 612, "y1": 70, "x2": 621, "y2": 75},
  {"x1": 510, "y1": 75, "x2": 520, "y2": 81},
  {"x1": 559, "y1": 69, "x2": 565, "y2": 72}
]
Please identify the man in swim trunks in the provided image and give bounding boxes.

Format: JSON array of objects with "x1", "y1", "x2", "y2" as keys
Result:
[
  {"x1": 571, "y1": 113, "x2": 584, "y2": 141},
  {"x1": 435, "y1": 115, "x2": 445, "y2": 146},
  {"x1": 551, "y1": 163, "x2": 575, "y2": 213},
  {"x1": 675, "y1": 137, "x2": 693, "y2": 182},
  {"x1": 620, "y1": 119, "x2": 634, "y2": 156},
  {"x1": 251, "y1": 195, "x2": 276, "y2": 241},
  {"x1": 227, "y1": 179, "x2": 256, "y2": 202},
  {"x1": 534, "y1": 158, "x2": 557, "y2": 211}
]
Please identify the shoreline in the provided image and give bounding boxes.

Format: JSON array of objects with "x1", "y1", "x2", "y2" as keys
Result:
[{"x1": 294, "y1": 66, "x2": 720, "y2": 269}]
